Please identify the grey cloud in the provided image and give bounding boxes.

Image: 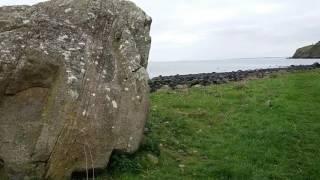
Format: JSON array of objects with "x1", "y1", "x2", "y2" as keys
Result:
[{"x1": 2, "y1": 0, "x2": 320, "y2": 61}]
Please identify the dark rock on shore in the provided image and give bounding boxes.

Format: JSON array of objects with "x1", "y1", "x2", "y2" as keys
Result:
[
  {"x1": 149, "y1": 63, "x2": 320, "y2": 92},
  {"x1": 293, "y1": 42, "x2": 320, "y2": 58}
]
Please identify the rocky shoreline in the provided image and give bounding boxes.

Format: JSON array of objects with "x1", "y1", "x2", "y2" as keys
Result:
[{"x1": 149, "y1": 62, "x2": 320, "y2": 92}]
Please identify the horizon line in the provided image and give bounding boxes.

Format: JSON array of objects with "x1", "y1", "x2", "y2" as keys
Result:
[{"x1": 149, "y1": 56, "x2": 290, "y2": 63}]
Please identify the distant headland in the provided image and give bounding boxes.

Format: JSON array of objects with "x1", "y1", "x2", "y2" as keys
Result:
[{"x1": 292, "y1": 41, "x2": 320, "y2": 58}]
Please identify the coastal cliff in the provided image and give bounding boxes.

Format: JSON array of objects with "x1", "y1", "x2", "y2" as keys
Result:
[{"x1": 293, "y1": 42, "x2": 320, "y2": 58}]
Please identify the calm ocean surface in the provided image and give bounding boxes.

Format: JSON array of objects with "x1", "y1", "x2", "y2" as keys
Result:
[{"x1": 147, "y1": 57, "x2": 320, "y2": 78}]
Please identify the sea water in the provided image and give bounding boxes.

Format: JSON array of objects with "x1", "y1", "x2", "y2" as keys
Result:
[{"x1": 148, "y1": 57, "x2": 320, "y2": 78}]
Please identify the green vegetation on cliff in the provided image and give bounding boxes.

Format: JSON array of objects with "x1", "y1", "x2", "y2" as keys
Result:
[
  {"x1": 100, "y1": 69, "x2": 320, "y2": 179},
  {"x1": 293, "y1": 42, "x2": 320, "y2": 58}
]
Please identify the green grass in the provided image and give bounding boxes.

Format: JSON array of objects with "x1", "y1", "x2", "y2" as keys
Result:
[{"x1": 99, "y1": 70, "x2": 320, "y2": 180}]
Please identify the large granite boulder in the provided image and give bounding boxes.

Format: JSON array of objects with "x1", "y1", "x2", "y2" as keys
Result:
[
  {"x1": 0, "y1": 0, "x2": 152, "y2": 179},
  {"x1": 292, "y1": 41, "x2": 320, "y2": 58}
]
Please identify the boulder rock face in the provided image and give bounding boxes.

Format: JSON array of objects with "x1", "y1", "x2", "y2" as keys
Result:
[
  {"x1": 0, "y1": 0, "x2": 151, "y2": 179},
  {"x1": 292, "y1": 42, "x2": 320, "y2": 58}
]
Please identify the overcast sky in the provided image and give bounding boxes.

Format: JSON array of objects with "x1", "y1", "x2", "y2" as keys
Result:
[{"x1": 1, "y1": 0, "x2": 320, "y2": 62}]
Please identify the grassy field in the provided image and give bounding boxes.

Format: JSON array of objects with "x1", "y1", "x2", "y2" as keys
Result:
[{"x1": 100, "y1": 70, "x2": 320, "y2": 180}]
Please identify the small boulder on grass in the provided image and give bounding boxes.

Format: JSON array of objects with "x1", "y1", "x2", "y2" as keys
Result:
[
  {"x1": 266, "y1": 100, "x2": 273, "y2": 107},
  {"x1": 146, "y1": 154, "x2": 159, "y2": 165},
  {"x1": 175, "y1": 84, "x2": 188, "y2": 89},
  {"x1": 193, "y1": 84, "x2": 203, "y2": 88},
  {"x1": 157, "y1": 85, "x2": 172, "y2": 92}
]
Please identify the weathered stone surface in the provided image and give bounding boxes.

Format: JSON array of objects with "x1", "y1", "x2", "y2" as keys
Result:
[
  {"x1": 292, "y1": 41, "x2": 320, "y2": 58},
  {"x1": 0, "y1": 0, "x2": 152, "y2": 179}
]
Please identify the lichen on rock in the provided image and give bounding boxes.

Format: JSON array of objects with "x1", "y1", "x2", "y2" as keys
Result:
[{"x1": 0, "y1": 0, "x2": 152, "y2": 179}]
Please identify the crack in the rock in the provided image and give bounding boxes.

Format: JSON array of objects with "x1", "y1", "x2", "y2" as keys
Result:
[
  {"x1": 0, "y1": 158, "x2": 4, "y2": 168},
  {"x1": 132, "y1": 66, "x2": 142, "y2": 73},
  {"x1": 44, "y1": 122, "x2": 66, "y2": 177},
  {"x1": 4, "y1": 86, "x2": 49, "y2": 96},
  {"x1": 0, "y1": 24, "x2": 29, "y2": 34}
]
